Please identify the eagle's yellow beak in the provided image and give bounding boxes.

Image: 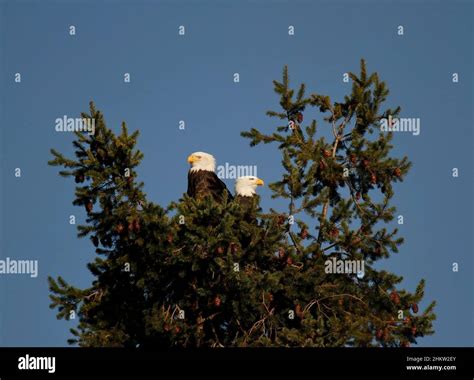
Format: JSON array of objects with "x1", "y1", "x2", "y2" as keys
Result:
[
  {"x1": 256, "y1": 178, "x2": 264, "y2": 186},
  {"x1": 187, "y1": 154, "x2": 199, "y2": 164}
]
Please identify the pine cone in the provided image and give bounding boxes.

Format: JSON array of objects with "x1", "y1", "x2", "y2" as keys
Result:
[
  {"x1": 411, "y1": 303, "x2": 419, "y2": 314},
  {"x1": 295, "y1": 304, "x2": 303, "y2": 318},
  {"x1": 390, "y1": 291, "x2": 400, "y2": 305},
  {"x1": 133, "y1": 219, "x2": 141, "y2": 232},
  {"x1": 394, "y1": 168, "x2": 402, "y2": 177},
  {"x1": 230, "y1": 242, "x2": 239, "y2": 253},
  {"x1": 376, "y1": 329, "x2": 383, "y2": 340},
  {"x1": 214, "y1": 296, "x2": 221, "y2": 307},
  {"x1": 115, "y1": 223, "x2": 125, "y2": 234},
  {"x1": 85, "y1": 201, "x2": 93, "y2": 213}
]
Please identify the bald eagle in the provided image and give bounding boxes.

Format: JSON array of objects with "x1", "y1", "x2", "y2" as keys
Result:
[
  {"x1": 187, "y1": 152, "x2": 233, "y2": 202},
  {"x1": 235, "y1": 176, "x2": 264, "y2": 220}
]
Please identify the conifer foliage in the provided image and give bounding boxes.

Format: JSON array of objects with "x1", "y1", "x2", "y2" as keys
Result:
[{"x1": 48, "y1": 60, "x2": 435, "y2": 347}]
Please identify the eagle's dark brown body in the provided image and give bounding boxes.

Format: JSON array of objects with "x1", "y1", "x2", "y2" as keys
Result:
[
  {"x1": 187, "y1": 170, "x2": 233, "y2": 202},
  {"x1": 235, "y1": 194, "x2": 260, "y2": 222}
]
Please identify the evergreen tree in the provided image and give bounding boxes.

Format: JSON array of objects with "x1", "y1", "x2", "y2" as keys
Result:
[{"x1": 48, "y1": 60, "x2": 435, "y2": 347}]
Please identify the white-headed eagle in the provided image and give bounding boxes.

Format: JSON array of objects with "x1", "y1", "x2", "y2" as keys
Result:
[
  {"x1": 187, "y1": 152, "x2": 233, "y2": 202},
  {"x1": 234, "y1": 176, "x2": 264, "y2": 219}
]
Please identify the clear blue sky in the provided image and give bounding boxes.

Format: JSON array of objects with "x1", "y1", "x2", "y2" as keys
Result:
[{"x1": 0, "y1": 0, "x2": 472, "y2": 346}]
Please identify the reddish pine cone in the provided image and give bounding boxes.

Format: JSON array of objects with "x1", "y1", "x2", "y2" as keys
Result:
[
  {"x1": 330, "y1": 228, "x2": 339, "y2": 238},
  {"x1": 323, "y1": 150, "x2": 332, "y2": 158},
  {"x1": 376, "y1": 329, "x2": 383, "y2": 340},
  {"x1": 133, "y1": 219, "x2": 141, "y2": 232},
  {"x1": 394, "y1": 167, "x2": 402, "y2": 177},
  {"x1": 214, "y1": 296, "x2": 221, "y2": 307},
  {"x1": 166, "y1": 233, "x2": 173, "y2": 243},
  {"x1": 350, "y1": 154, "x2": 357, "y2": 164},
  {"x1": 115, "y1": 223, "x2": 125, "y2": 234},
  {"x1": 371, "y1": 174, "x2": 377, "y2": 184},
  {"x1": 390, "y1": 291, "x2": 400, "y2": 305},
  {"x1": 216, "y1": 246, "x2": 225, "y2": 255},
  {"x1": 355, "y1": 192, "x2": 361, "y2": 201},
  {"x1": 411, "y1": 303, "x2": 419, "y2": 313},
  {"x1": 295, "y1": 304, "x2": 303, "y2": 318},
  {"x1": 85, "y1": 201, "x2": 93, "y2": 213}
]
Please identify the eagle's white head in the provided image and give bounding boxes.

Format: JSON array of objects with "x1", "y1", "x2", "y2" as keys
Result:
[
  {"x1": 235, "y1": 176, "x2": 264, "y2": 197},
  {"x1": 187, "y1": 151, "x2": 216, "y2": 172}
]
